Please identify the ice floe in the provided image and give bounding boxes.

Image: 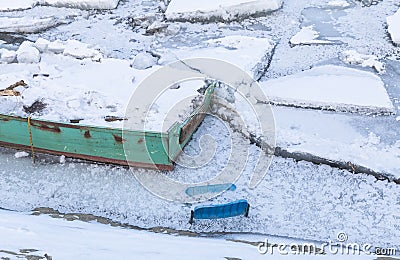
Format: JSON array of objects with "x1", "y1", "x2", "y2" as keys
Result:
[
  {"x1": 261, "y1": 65, "x2": 394, "y2": 114},
  {"x1": 0, "y1": 0, "x2": 119, "y2": 11},
  {"x1": 0, "y1": 16, "x2": 67, "y2": 34},
  {"x1": 387, "y1": 8, "x2": 400, "y2": 45},
  {"x1": 165, "y1": 0, "x2": 282, "y2": 22},
  {"x1": 157, "y1": 35, "x2": 275, "y2": 79}
]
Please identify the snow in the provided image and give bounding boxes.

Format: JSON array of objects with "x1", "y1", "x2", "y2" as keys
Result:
[
  {"x1": 0, "y1": 209, "x2": 266, "y2": 260},
  {"x1": 260, "y1": 65, "x2": 394, "y2": 114},
  {"x1": 14, "y1": 151, "x2": 29, "y2": 158},
  {"x1": 387, "y1": 8, "x2": 400, "y2": 45},
  {"x1": 341, "y1": 50, "x2": 385, "y2": 74},
  {"x1": 290, "y1": 26, "x2": 333, "y2": 45},
  {"x1": 165, "y1": 0, "x2": 283, "y2": 22}
]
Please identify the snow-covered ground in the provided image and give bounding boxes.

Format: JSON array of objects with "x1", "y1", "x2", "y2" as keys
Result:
[{"x1": 0, "y1": 0, "x2": 400, "y2": 258}]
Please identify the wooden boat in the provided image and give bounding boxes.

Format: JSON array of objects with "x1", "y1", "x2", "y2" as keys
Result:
[{"x1": 0, "y1": 84, "x2": 215, "y2": 170}]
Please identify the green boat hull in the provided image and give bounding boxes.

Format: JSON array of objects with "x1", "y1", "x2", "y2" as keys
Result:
[{"x1": 0, "y1": 85, "x2": 215, "y2": 170}]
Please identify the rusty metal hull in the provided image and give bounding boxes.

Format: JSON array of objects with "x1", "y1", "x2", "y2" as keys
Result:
[{"x1": 0, "y1": 84, "x2": 215, "y2": 170}]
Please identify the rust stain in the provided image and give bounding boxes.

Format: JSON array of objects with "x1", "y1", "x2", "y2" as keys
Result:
[
  {"x1": 112, "y1": 134, "x2": 125, "y2": 143},
  {"x1": 84, "y1": 130, "x2": 91, "y2": 138},
  {"x1": 137, "y1": 138, "x2": 144, "y2": 144},
  {"x1": 32, "y1": 123, "x2": 61, "y2": 133},
  {"x1": 0, "y1": 118, "x2": 9, "y2": 121}
]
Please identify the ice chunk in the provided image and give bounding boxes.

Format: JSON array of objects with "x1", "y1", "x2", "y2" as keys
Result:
[
  {"x1": 63, "y1": 40, "x2": 102, "y2": 61},
  {"x1": 261, "y1": 65, "x2": 394, "y2": 114},
  {"x1": 387, "y1": 8, "x2": 400, "y2": 45},
  {"x1": 131, "y1": 52, "x2": 157, "y2": 70},
  {"x1": 16, "y1": 41, "x2": 41, "y2": 64},
  {"x1": 341, "y1": 50, "x2": 385, "y2": 74},
  {"x1": 327, "y1": 0, "x2": 350, "y2": 7},
  {"x1": 0, "y1": 49, "x2": 17, "y2": 64},
  {"x1": 165, "y1": 0, "x2": 282, "y2": 22},
  {"x1": 34, "y1": 38, "x2": 51, "y2": 53},
  {"x1": 47, "y1": 40, "x2": 66, "y2": 54}
]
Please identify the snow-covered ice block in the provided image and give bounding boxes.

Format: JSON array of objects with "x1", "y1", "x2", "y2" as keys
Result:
[
  {"x1": 63, "y1": 40, "x2": 102, "y2": 61},
  {"x1": 0, "y1": 0, "x2": 37, "y2": 11},
  {"x1": 16, "y1": 41, "x2": 41, "y2": 64},
  {"x1": 327, "y1": 0, "x2": 350, "y2": 8},
  {"x1": 0, "y1": 16, "x2": 65, "y2": 34},
  {"x1": 261, "y1": 65, "x2": 394, "y2": 114},
  {"x1": 14, "y1": 151, "x2": 29, "y2": 158},
  {"x1": 157, "y1": 35, "x2": 275, "y2": 79},
  {"x1": 290, "y1": 26, "x2": 333, "y2": 45},
  {"x1": 43, "y1": 0, "x2": 120, "y2": 9},
  {"x1": 0, "y1": 49, "x2": 16, "y2": 64},
  {"x1": 131, "y1": 52, "x2": 158, "y2": 70},
  {"x1": 34, "y1": 38, "x2": 51, "y2": 53},
  {"x1": 387, "y1": 8, "x2": 400, "y2": 45},
  {"x1": 165, "y1": 0, "x2": 282, "y2": 22}
]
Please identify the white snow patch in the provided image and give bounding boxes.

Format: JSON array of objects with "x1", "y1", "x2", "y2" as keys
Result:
[
  {"x1": 387, "y1": 8, "x2": 400, "y2": 45},
  {"x1": 16, "y1": 41, "x2": 41, "y2": 64},
  {"x1": 261, "y1": 65, "x2": 394, "y2": 114},
  {"x1": 14, "y1": 151, "x2": 29, "y2": 158},
  {"x1": 290, "y1": 26, "x2": 333, "y2": 45},
  {"x1": 342, "y1": 50, "x2": 385, "y2": 74},
  {"x1": 396, "y1": 116, "x2": 400, "y2": 121},
  {"x1": 165, "y1": 0, "x2": 282, "y2": 22},
  {"x1": 327, "y1": 0, "x2": 350, "y2": 8},
  {"x1": 0, "y1": 16, "x2": 64, "y2": 34}
]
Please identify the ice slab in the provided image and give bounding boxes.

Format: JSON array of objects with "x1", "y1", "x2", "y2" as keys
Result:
[
  {"x1": 165, "y1": 0, "x2": 282, "y2": 22},
  {"x1": 261, "y1": 65, "x2": 394, "y2": 114}
]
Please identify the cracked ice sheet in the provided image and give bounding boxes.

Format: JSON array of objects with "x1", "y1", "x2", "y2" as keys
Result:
[
  {"x1": 165, "y1": 0, "x2": 282, "y2": 22},
  {"x1": 156, "y1": 35, "x2": 275, "y2": 80},
  {"x1": 260, "y1": 65, "x2": 394, "y2": 114}
]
